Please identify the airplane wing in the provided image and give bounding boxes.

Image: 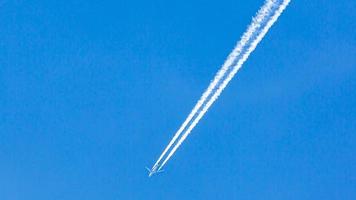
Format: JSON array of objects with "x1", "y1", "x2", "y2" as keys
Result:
[{"x1": 145, "y1": 167, "x2": 152, "y2": 173}]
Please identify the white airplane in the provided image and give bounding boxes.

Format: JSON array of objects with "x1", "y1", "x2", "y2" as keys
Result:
[{"x1": 146, "y1": 167, "x2": 164, "y2": 177}]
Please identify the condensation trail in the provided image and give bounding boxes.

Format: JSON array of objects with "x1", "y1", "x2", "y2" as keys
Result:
[
  {"x1": 150, "y1": 0, "x2": 276, "y2": 172},
  {"x1": 158, "y1": 0, "x2": 291, "y2": 171}
]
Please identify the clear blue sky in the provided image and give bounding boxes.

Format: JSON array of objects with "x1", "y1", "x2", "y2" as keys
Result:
[{"x1": 1, "y1": 0, "x2": 355, "y2": 199}]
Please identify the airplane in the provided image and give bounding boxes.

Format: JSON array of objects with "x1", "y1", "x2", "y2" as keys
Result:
[{"x1": 146, "y1": 167, "x2": 164, "y2": 177}]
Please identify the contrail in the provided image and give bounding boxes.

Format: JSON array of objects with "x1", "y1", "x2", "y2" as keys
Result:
[
  {"x1": 157, "y1": 0, "x2": 291, "y2": 171},
  {"x1": 150, "y1": 0, "x2": 276, "y2": 172}
]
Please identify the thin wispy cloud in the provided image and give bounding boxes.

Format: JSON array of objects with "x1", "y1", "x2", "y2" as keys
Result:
[
  {"x1": 149, "y1": 0, "x2": 291, "y2": 176},
  {"x1": 150, "y1": 0, "x2": 275, "y2": 173}
]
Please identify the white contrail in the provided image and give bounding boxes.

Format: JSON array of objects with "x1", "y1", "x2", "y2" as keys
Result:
[
  {"x1": 150, "y1": 0, "x2": 276, "y2": 172},
  {"x1": 158, "y1": 0, "x2": 291, "y2": 171}
]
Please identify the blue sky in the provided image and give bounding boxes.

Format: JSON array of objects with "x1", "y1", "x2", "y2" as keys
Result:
[{"x1": 0, "y1": 0, "x2": 355, "y2": 199}]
